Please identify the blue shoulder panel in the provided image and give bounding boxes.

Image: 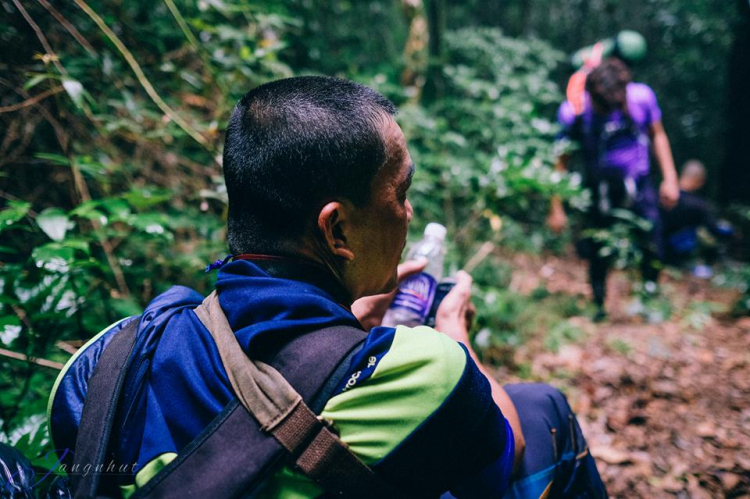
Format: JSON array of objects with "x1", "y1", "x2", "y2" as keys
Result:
[
  {"x1": 48, "y1": 316, "x2": 136, "y2": 462},
  {"x1": 372, "y1": 343, "x2": 513, "y2": 497}
]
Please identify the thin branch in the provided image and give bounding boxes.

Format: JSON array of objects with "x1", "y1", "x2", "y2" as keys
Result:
[
  {"x1": 0, "y1": 117, "x2": 19, "y2": 158},
  {"x1": 176, "y1": 153, "x2": 217, "y2": 176},
  {"x1": 71, "y1": 0, "x2": 213, "y2": 150},
  {"x1": 0, "y1": 348, "x2": 64, "y2": 370},
  {"x1": 67, "y1": 160, "x2": 132, "y2": 298},
  {"x1": 454, "y1": 206, "x2": 486, "y2": 243},
  {"x1": 35, "y1": 0, "x2": 138, "y2": 117},
  {"x1": 0, "y1": 77, "x2": 69, "y2": 152},
  {"x1": 162, "y1": 0, "x2": 228, "y2": 95},
  {"x1": 163, "y1": 0, "x2": 200, "y2": 51},
  {"x1": 55, "y1": 341, "x2": 79, "y2": 355},
  {"x1": 11, "y1": 0, "x2": 68, "y2": 77},
  {"x1": 29, "y1": 98, "x2": 69, "y2": 152},
  {"x1": 0, "y1": 86, "x2": 64, "y2": 113},
  {"x1": 463, "y1": 242, "x2": 496, "y2": 273},
  {"x1": 11, "y1": 305, "x2": 33, "y2": 333},
  {"x1": 0, "y1": 114, "x2": 41, "y2": 168},
  {"x1": 10, "y1": 1, "x2": 97, "y2": 124},
  {"x1": 0, "y1": 189, "x2": 39, "y2": 217},
  {"x1": 36, "y1": 0, "x2": 98, "y2": 56}
]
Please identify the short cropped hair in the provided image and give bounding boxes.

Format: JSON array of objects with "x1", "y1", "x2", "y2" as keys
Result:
[
  {"x1": 223, "y1": 76, "x2": 397, "y2": 254},
  {"x1": 681, "y1": 160, "x2": 706, "y2": 182}
]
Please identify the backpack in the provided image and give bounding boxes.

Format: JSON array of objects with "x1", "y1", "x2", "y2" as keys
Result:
[
  {"x1": 60, "y1": 292, "x2": 403, "y2": 499},
  {"x1": 571, "y1": 108, "x2": 647, "y2": 215}
]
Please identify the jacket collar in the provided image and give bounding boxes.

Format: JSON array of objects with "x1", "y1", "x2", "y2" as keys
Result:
[{"x1": 232, "y1": 254, "x2": 352, "y2": 307}]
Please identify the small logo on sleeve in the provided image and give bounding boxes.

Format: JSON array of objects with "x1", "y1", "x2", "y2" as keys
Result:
[{"x1": 342, "y1": 370, "x2": 361, "y2": 392}]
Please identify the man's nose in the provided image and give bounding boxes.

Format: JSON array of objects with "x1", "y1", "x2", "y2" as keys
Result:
[{"x1": 406, "y1": 199, "x2": 414, "y2": 223}]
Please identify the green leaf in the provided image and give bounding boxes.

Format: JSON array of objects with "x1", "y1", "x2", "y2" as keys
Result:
[
  {"x1": 23, "y1": 74, "x2": 57, "y2": 91},
  {"x1": 31, "y1": 243, "x2": 75, "y2": 272},
  {"x1": 9, "y1": 414, "x2": 49, "y2": 456},
  {"x1": 71, "y1": 206, "x2": 107, "y2": 223},
  {"x1": 0, "y1": 200, "x2": 31, "y2": 232},
  {"x1": 62, "y1": 78, "x2": 84, "y2": 108},
  {"x1": 36, "y1": 208, "x2": 74, "y2": 242},
  {"x1": 35, "y1": 153, "x2": 70, "y2": 166},
  {"x1": 0, "y1": 315, "x2": 22, "y2": 346},
  {"x1": 100, "y1": 198, "x2": 131, "y2": 219},
  {"x1": 110, "y1": 298, "x2": 143, "y2": 317},
  {"x1": 61, "y1": 238, "x2": 91, "y2": 254},
  {"x1": 75, "y1": 157, "x2": 108, "y2": 177},
  {"x1": 131, "y1": 213, "x2": 169, "y2": 235},
  {"x1": 123, "y1": 188, "x2": 173, "y2": 209},
  {"x1": 69, "y1": 200, "x2": 102, "y2": 218}
]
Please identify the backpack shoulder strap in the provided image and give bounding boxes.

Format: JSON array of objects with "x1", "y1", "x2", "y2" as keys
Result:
[
  {"x1": 192, "y1": 292, "x2": 400, "y2": 498},
  {"x1": 131, "y1": 293, "x2": 402, "y2": 499},
  {"x1": 71, "y1": 317, "x2": 140, "y2": 499},
  {"x1": 74, "y1": 292, "x2": 402, "y2": 499}
]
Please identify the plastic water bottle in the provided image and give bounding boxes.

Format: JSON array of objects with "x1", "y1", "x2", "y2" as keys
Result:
[{"x1": 382, "y1": 223, "x2": 447, "y2": 327}]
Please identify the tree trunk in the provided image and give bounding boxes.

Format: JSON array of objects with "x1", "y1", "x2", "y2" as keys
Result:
[
  {"x1": 421, "y1": 0, "x2": 446, "y2": 103},
  {"x1": 721, "y1": 0, "x2": 750, "y2": 205},
  {"x1": 400, "y1": 0, "x2": 429, "y2": 102}
]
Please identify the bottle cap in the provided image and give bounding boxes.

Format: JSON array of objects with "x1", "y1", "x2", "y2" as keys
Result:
[{"x1": 424, "y1": 223, "x2": 447, "y2": 240}]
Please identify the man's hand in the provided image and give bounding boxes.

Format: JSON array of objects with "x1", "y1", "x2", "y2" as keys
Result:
[
  {"x1": 547, "y1": 207, "x2": 568, "y2": 233},
  {"x1": 548, "y1": 158, "x2": 569, "y2": 234},
  {"x1": 659, "y1": 178, "x2": 680, "y2": 210},
  {"x1": 547, "y1": 195, "x2": 567, "y2": 233},
  {"x1": 650, "y1": 120, "x2": 680, "y2": 210},
  {"x1": 435, "y1": 271, "x2": 475, "y2": 343},
  {"x1": 352, "y1": 260, "x2": 426, "y2": 330}
]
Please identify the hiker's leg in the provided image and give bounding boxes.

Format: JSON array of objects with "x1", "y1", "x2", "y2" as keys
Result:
[
  {"x1": 575, "y1": 235, "x2": 607, "y2": 309},
  {"x1": 634, "y1": 180, "x2": 662, "y2": 285},
  {"x1": 502, "y1": 383, "x2": 608, "y2": 499},
  {"x1": 589, "y1": 246, "x2": 609, "y2": 310},
  {"x1": 584, "y1": 190, "x2": 610, "y2": 313}
]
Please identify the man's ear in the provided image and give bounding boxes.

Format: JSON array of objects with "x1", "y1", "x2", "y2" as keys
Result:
[{"x1": 317, "y1": 201, "x2": 355, "y2": 261}]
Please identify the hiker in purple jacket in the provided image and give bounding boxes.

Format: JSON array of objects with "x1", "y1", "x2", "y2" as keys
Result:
[{"x1": 548, "y1": 58, "x2": 680, "y2": 320}]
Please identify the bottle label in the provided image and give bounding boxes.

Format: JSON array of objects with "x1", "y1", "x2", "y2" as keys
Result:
[{"x1": 389, "y1": 272, "x2": 437, "y2": 322}]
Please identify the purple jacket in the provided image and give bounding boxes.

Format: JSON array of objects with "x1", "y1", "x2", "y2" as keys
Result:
[{"x1": 558, "y1": 82, "x2": 662, "y2": 179}]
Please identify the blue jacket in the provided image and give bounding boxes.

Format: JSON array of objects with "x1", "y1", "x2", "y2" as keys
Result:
[{"x1": 49, "y1": 257, "x2": 514, "y2": 497}]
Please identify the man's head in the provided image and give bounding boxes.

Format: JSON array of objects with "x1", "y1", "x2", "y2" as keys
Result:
[
  {"x1": 586, "y1": 57, "x2": 632, "y2": 115},
  {"x1": 679, "y1": 159, "x2": 707, "y2": 192},
  {"x1": 223, "y1": 76, "x2": 414, "y2": 300}
]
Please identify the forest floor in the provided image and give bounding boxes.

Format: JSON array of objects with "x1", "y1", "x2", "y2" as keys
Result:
[{"x1": 490, "y1": 253, "x2": 750, "y2": 498}]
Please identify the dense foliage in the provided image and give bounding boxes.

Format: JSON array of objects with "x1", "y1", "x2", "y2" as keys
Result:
[
  {"x1": 449, "y1": 0, "x2": 739, "y2": 201},
  {"x1": 398, "y1": 28, "x2": 580, "y2": 256},
  {"x1": 1, "y1": 0, "x2": 297, "y2": 455}
]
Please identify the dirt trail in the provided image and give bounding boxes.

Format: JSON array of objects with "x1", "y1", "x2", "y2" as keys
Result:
[{"x1": 494, "y1": 254, "x2": 750, "y2": 498}]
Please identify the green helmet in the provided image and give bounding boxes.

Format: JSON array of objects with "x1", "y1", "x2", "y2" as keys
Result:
[
  {"x1": 570, "y1": 30, "x2": 647, "y2": 69},
  {"x1": 615, "y1": 30, "x2": 647, "y2": 63}
]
